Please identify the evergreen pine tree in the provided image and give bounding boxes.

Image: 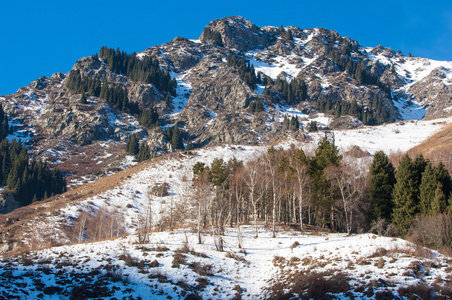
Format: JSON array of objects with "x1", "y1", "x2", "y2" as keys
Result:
[
  {"x1": 171, "y1": 126, "x2": 184, "y2": 150},
  {"x1": 0, "y1": 104, "x2": 9, "y2": 140},
  {"x1": 309, "y1": 137, "x2": 341, "y2": 227},
  {"x1": 419, "y1": 163, "x2": 437, "y2": 215},
  {"x1": 209, "y1": 158, "x2": 228, "y2": 187},
  {"x1": 368, "y1": 151, "x2": 396, "y2": 223},
  {"x1": 413, "y1": 155, "x2": 428, "y2": 187},
  {"x1": 431, "y1": 182, "x2": 447, "y2": 214},
  {"x1": 165, "y1": 94, "x2": 172, "y2": 109},
  {"x1": 80, "y1": 93, "x2": 87, "y2": 104},
  {"x1": 448, "y1": 195, "x2": 452, "y2": 215},
  {"x1": 126, "y1": 134, "x2": 139, "y2": 156},
  {"x1": 166, "y1": 126, "x2": 173, "y2": 141},
  {"x1": 137, "y1": 143, "x2": 151, "y2": 162},
  {"x1": 308, "y1": 121, "x2": 318, "y2": 132},
  {"x1": 193, "y1": 161, "x2": 208, "y2": 176},
  {"x1": 392, "y1": 154, "x2": 418, "y2": 236},
  {"x1": 434, "y1": 162, "x2": 452, "y2": 199}
]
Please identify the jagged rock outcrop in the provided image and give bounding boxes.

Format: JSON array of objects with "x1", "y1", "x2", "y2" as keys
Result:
[
  {"x1": 184, "y1": 58, "x2": 256, "y2": 111},
  {"x1": 162, "y1": 37, "x2": 203, "y2": 72},
  {"x1": 201, "y1": 16, "x2": 274, "y2": 51},
  {"x1": 330, "y1": 115, "x2": 363, "y2": 129}
]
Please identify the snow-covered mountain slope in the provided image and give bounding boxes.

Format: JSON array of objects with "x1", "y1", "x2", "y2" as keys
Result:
[{"x1": 367, "y1": 47, "x2": 452, "y2": 88}]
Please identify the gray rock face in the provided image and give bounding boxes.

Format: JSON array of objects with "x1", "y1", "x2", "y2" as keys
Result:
[
  {"x1": 201, "y1": 16, "x2": 274, "y2": 52},
  {"x1": 407, "y1": 67, "x2": 452, "y2": 119},
  {"x1": 128, "y1": 82, "x2": 162, "y2": 107},
  {"x1": 163, "y1": 37, "x2": 203, "y2": 72},
  {"x1": 185, "y1": 58, "x2": 255, "y2": 111},
  {"x1": 330, "y1": 115, "x2": 363, "y2": 130}
]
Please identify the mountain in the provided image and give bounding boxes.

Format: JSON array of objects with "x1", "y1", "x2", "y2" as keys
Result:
[{"x1": 1, "y1": 16, "x2": 452, "y2": 189}]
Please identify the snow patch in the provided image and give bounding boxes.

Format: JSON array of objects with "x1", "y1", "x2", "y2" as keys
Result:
[
  {"x1": 169, "y1": 70, "x2": 192, "y2": 117},
  {"x1": 247, "y1": 54, "x2": 300, "y2": 81},
  {"x1": 393, "y1": 97, "x2": 427, "y2": 120}
]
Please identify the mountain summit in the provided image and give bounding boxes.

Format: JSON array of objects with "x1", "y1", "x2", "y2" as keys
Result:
[{"x1": 200, "y1": 16, "x2": 274, "y2": 51}]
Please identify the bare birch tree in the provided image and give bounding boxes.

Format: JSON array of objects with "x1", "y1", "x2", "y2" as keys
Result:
[{"x1": 244, "y1": 158, "x2": 266, "y2": 238}]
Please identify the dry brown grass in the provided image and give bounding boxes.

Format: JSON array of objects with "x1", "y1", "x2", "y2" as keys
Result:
[
  {"x1": 408, "y1": 122, "x2": 452, "y2": 173},
  {"x1": 225, "y1": 251, "x2": 248, "y2": 264},
  {"x1": 368, "y1": 247, "x2": 389, "y2": 258},
  {"x1": 375, "y1": 257, "x2": 385, "y2": 269},
  {"x1": 195, "y1": 277, "x2": 209, "y2": 291},
  {"x1": 343, "y1": 145, "x2": 370, "y2": 158},
  {"x1": 290, "y1": 241, "x2": 300, "y2": 250},
  {"x1": 172, "y1": 252, "x2": 187, "y2": 268},
  {"x1": 265, "y1": 268, "x2": 350, "y2": 300},
  {"x1": 410, "y1": 122, "x2": 452, "y2": 155},
  {"x1": 188, "y1": 261, "x2": 214, "y2": 276},
  {"x1": 272, "y1": 256, "x2": 286, "y2": 268}
]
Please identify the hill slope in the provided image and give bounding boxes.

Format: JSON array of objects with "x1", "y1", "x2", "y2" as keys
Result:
[{"x1": 2, "y1": 228, "x2": 451, "y2": 299}]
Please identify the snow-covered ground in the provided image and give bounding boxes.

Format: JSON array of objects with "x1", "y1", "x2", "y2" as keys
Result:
[
  {"x1": 1, "y1": 226, "x2": 450, "y2": 299},
  {"x1": 322, "y1": 117, "x2": 452, "y2": 155}
]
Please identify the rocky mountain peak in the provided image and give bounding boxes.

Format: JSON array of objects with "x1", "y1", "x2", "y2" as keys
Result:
[{"x1": 200, "y1": 16, "x2": 274, "y2": 51}]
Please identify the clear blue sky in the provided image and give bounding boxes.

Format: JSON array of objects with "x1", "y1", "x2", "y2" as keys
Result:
[{"x1": 1, "y1": 0, "x2": 451, "y2": 95}]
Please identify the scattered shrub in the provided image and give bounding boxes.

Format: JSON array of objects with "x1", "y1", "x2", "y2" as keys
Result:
[
  {"x1": 172, "y1": 252, "x2": 186, "y2": 268},
  {"x1": 189, "y1": 261, "x2": 213, "y2": 276},
  {"x1": 375, "y1": 258, "x2": 385, "y2": 269},
  {"x1": 195, "y1": 277, "x2": 209, "y2": 291},
  {"x1": 411, "y1": 213, "x2": 452, "y2": 250},
  {"x1": 272, "y1": 256, "x2": 286, "y2": 267},
  {"x1": 265, "y1": 270, "x2": 350, "y2": 300},
  {"x1": 290, "y1": 241, "x2": 300, "y2": 250},
  {"x1": 118, "y1": 252, "x2": 144, "y2": 269},
  {"x1": 398, "y1": 283, "x2": 435, "y2": 299},
  {"x1": 226, "y1": 252, "x2": 248, "y2": 264},
  {"x1": 368, "y1": 247, "x2": 388, "y2": 258},
  {"x1": 149, "y1": 260, "x2": 159, "y2": 268}
]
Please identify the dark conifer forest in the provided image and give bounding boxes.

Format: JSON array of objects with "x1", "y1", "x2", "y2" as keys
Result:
[{"x1": 0, "y1": 105, "x2": 66, "y2": 206}]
